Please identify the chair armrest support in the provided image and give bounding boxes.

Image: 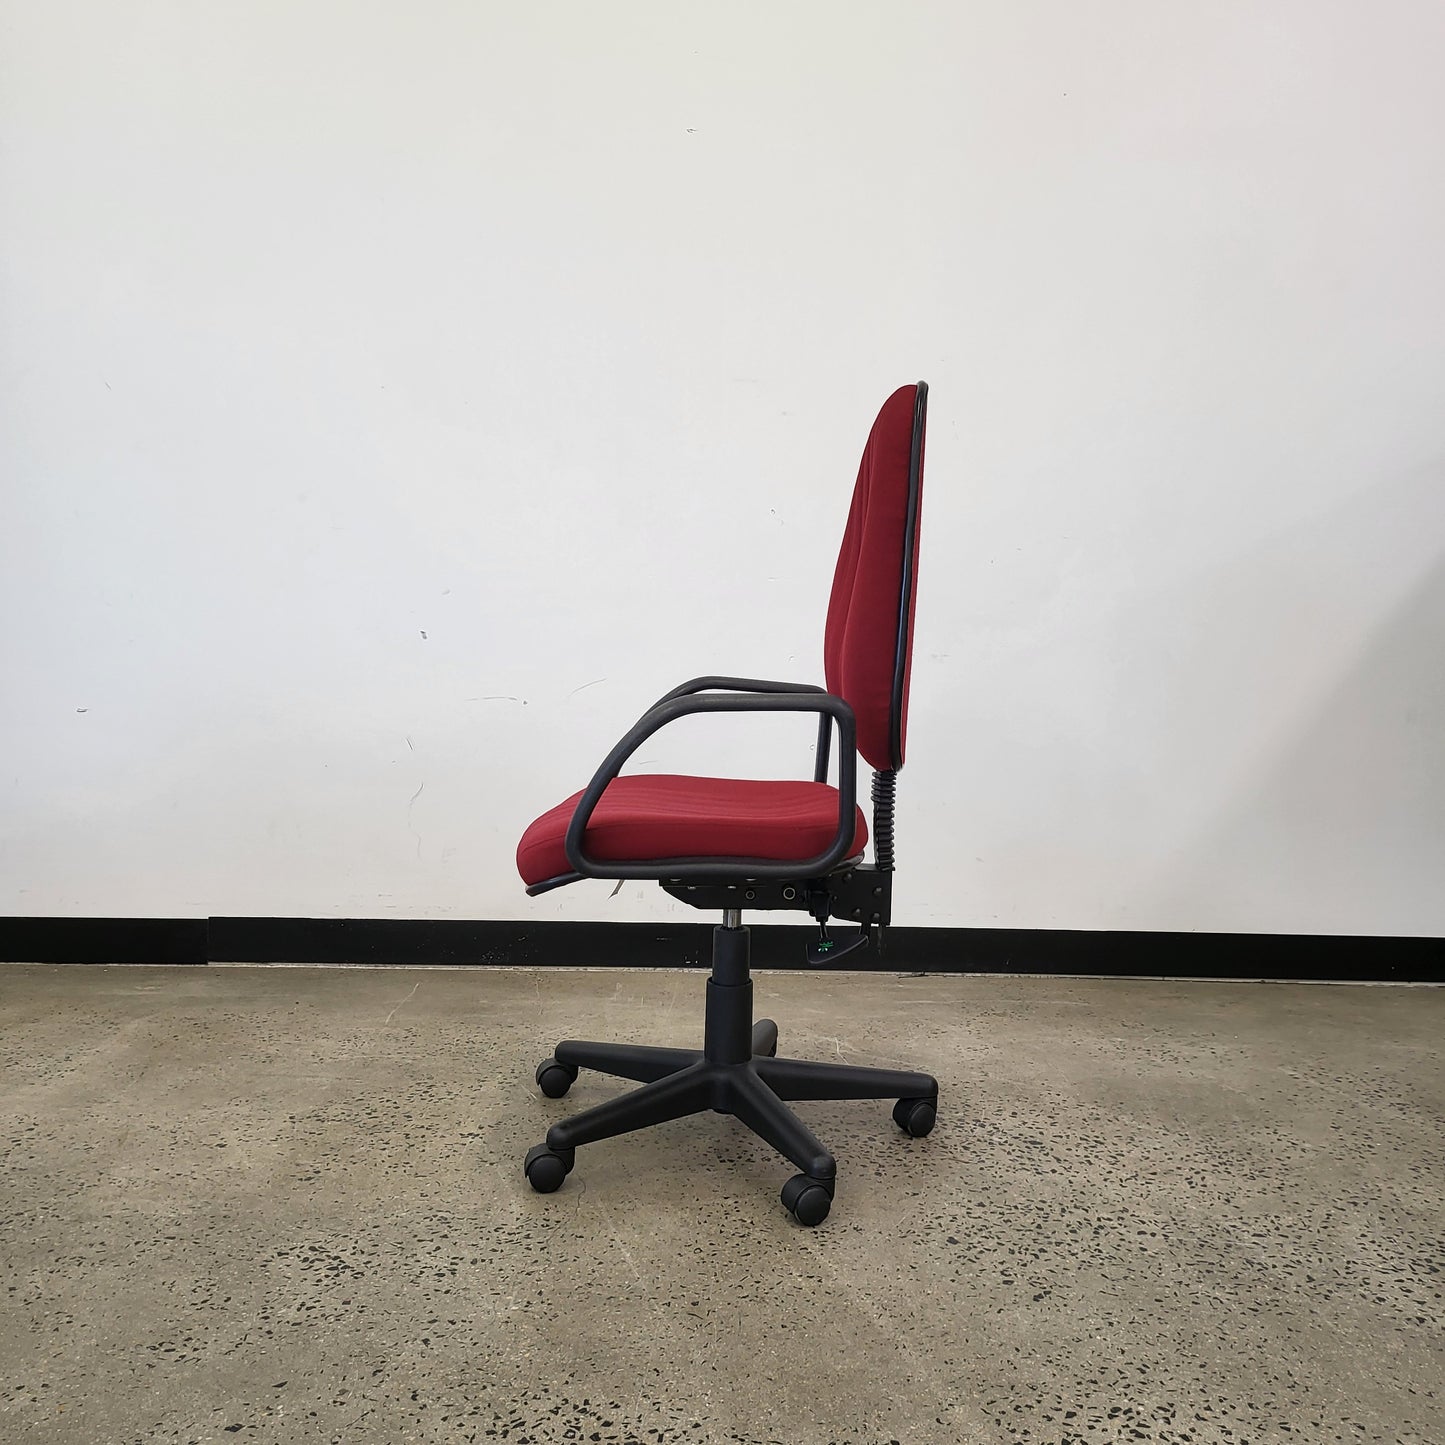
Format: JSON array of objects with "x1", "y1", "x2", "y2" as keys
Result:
[
  {"x1": 563, "y1": 691, "x2": 858, "y2": 882},
  {"x1": 649, "y1": 677, "x2": 834, "y2": 782}
]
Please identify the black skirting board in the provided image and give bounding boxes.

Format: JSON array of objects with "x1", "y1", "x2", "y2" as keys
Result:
[{"x1": 2, "y1": 916, "x2": 1441, "y2": 981}]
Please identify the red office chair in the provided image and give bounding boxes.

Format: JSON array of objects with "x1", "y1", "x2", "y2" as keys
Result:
[{"x1": 516, "y1": 383, "x2": 936, "y2": 1225}]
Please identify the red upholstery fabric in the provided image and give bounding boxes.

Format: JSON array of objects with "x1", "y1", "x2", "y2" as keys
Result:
[
  {"x1": 516, "y1": 774, "x2": 868, "y2": 886},
  {"x1": 823, "y1": 384, "x2": 926, "y2": 771}
]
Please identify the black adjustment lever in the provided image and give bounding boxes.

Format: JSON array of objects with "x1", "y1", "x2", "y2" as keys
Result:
[
  {"x1": 806, "y1": 920, "x2": 870, "y2": 967},
  {"x1": 867, "y1": 912, "x2": 885, "y2": 955}
]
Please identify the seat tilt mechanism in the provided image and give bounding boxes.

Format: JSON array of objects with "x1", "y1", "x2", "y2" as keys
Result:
[
  {"x1": 661, "y1": 865, "x2": 891, "y2": 968},
  {"x1": 805, "y1": 917, "x2": 871, "y2": 966}
]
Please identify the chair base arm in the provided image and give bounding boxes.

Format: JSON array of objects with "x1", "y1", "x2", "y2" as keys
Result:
[{"x1": 524, "y1": 912, "x2": 937, "y2": 1224}]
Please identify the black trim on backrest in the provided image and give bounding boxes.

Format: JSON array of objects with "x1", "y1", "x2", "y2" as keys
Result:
[{"x1": 887, "y1": 381, "x2": 928, "y2": 771}]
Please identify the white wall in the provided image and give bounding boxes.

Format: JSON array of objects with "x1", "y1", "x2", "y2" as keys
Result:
[{"x1": 3, "y1": 1, "x2": 1443, "y2": 935}]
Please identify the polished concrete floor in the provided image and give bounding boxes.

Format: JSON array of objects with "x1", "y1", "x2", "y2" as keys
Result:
[{"x1": 1, "y1": 963, "x2": 1441, "y2": 1445}]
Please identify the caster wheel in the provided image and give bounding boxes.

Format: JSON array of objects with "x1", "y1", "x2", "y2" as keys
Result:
[
  {"x1": 893, "y1": 1096, "x2": 937, "y2": 1138},
  {"x1": 535, "y1": 1058, "x2": 578, "y2": 1098},
  {"x1": 781, "y1": 1174, "x2": 834, "y2": 1227},
  {"x1": 752, "y1": 1019, "x2": 779, "y2": 1058},
  {"x1": 524, "y1": 1142, "x2": 574, "y2": 1193}
]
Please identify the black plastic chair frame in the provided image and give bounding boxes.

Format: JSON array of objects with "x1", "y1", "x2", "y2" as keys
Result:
[{"x1": 561, "y1": 679, "x2": 859, "y2": 884}]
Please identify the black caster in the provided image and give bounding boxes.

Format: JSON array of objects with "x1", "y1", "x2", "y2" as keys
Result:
[
  {"x1": 781, "y1": 1173, "x2": 834, "y2": 1227},
  {"x1": 751, "y1": 1018, "x2": 779, "y2": 1058},
  {"x1": 535, "y1": 1058, "x2": 578, "y2": 1098},
  {"x1": 524, "y1": 1142, "x2": 575, "y2": 1193},
  {"x1": 893, "y1": 1096, "x2": 937, "y2": 1138}
]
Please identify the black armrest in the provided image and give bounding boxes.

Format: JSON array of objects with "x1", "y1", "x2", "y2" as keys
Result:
[
  {"x1": 650, "y1": 675, "x2": 825, "y2": 705},
  {"x1": 563, "y1": 690, "x2": 858, "y2": 882},
  {"x1": 648, "y1": 677, "x2": 834, "y2": 782}
]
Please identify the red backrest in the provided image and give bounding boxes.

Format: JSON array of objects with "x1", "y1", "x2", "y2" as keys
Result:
[{"x1": 823, "y1": 383, "x2": 928, "y2": 772}]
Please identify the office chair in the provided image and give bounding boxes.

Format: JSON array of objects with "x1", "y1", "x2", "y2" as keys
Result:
[{"x1": 515, "y1": 383, "x2": 936, "y2": 1225}]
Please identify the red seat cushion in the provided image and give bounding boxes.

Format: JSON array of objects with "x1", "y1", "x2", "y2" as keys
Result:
[{"x1": 516, "y1": 774, "x2": 868, "y2": 887}]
